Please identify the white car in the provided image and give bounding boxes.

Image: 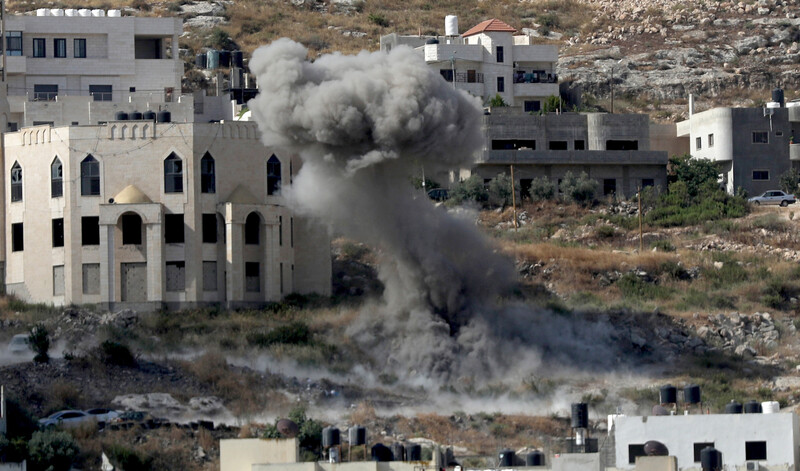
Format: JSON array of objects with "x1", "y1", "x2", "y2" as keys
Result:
[
  {"x1": 748, "y1": 190, "x2": 797, "y2": 206},
  {"x1": 6, "y1": 334, "x2": 29, "y2": 355},
  {"x1": 39, "y1": 410, "x2": 91, "y2": 428}
]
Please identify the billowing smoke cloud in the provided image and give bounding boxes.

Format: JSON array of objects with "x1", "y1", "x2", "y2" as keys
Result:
[{"x1": 248, "y1": 40, "x2": 620, "y2": 384}]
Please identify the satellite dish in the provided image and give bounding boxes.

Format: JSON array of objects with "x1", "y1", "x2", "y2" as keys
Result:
[
  {"x1": 276, "y1": 419, "x2": 299, "y2": 438},
  {"x1": 644, "y1": 440, "x2": 669, "y2": 456}
]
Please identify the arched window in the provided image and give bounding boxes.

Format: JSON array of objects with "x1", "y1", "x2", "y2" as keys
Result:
[
  {"x1": 244, "y1": 212, "x2": 260, "y2": 245},
  {"x1": 10, "y1": 162, "x2": 22, "y2": 202},
  {"x1": 121, "y1": 213, "x2": 142, "y2": 245},
  {"x1": 81, "y1": 155, "x2": 100, "y2": 196},
  {"x1": 164, "y1": 153, "x2": 183, "y2": 193},
  {"x1": 267, "y1": 155, "x2": 281, "y2": 196},
  {"x1": 51, "y1": 157, "x2": 63, "y2": 198},
  {"x1": 201, "y1": 152, "x2": 215, "y2": 194}
]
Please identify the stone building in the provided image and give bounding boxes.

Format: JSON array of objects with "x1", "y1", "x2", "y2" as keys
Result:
[{"x1": 0, "y1": 11, "x2": 331, "y2": 309}]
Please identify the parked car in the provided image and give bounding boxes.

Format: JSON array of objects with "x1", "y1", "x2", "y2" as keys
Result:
[
  {"x1": 6, "y1": 334, "x2": 29, "y2": 355},
  {"x1": 427, "y1": 188, "x2": 449, "y2": 202},
  {"x1": 39, "y1": 408, "x2": 121, "y2": 428},
  {"x1": 748, "y1": 190, "x2": 796, "y2": 206}
]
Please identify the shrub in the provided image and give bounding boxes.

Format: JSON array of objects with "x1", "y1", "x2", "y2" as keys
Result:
[
  {"x1": 616, "y1": 273, "x2": 671, "y2": 299},
  {"x1": 489, "y1": 94, "x2": 507, "y2": 107},
  {"x1": 560, "y1": 171, "x2": 597, "y2": 206},
  {"x1": 367, "y1": 13, "x2": 389, "y2": 27},
  {"x1": 488, "y1": 174, "x2": 512, "y2": 206},
  {"x1": 529, "y1": 177, "x2": 555, "y2": 201},
  {"x1": 105, "y1": 444, "x2": 152, "y2": 470},
  {"x1": 594, "y1": 225, "x2": 616, "y2": 239},
  {"x1": 247, "y1": 321, "x2": 311, "y2": 348},
  {"x1": 779, "y1": 168, "x2": 800, "y2": 195},
  {"x1": 289, "y1": 406, "x2": 323, "y2": 462},
  {"x1": 28, "y1": 430, "x2": 78, "y2": 471},
  {"x1": 751, "y1": 213, "x2": 787, "y2": 232},
  {"x1": 650, "y1": 240, "x2": 676, "y2": 252},
  {"x1": 541, "y1": 95, "x2": 563, "y2": 113},
  {"x1": 99, "y1": 340, "x2": 138, "y2": 367},
  {"x1": 206, "y1": 28, "x2": 235, "y2": 50},
  {"x1": 538, "y1": 12, "x2": 560, "y2": 28},
  {"x1": 27, "y1": 324, "x2": 50, "y2": 364},
  {"x1": 448, "y1": 175, "x2": 488, "y2": 204}
]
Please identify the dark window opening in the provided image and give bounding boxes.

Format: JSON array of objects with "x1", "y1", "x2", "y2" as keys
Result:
[
  {"x1": 745, "y1": 441, "x2": 767, "y2": 461},
  {"x1": 439, "y1": 69, "x2": 453, "y2": 82},
  {"x1": 496, "y1": 46, "x2": 504, "y2": 63},
  {"x1": 32, "y1": 38, "x2": 45, "y2": 57},
  {"x1": 497, "y1": 76, "x2": 505, "y2": 93},
  {"x1": 81, "y1": 216, "x2": 100, "y2": 246},
  {"x1": 7, "y1": 122, "x2": 17, "y2": 132},
  {"x1": 202, "y1": 214, "x2": 217, "y2": 244},
  {"x1": 164, "y1": 214, "x2": 184, "y2": 244},
  {"x1": 628, "y1": 444, "x2": 646, "y2": 464},
  {"x1": 74, "y1": 38, "x2": 86, "y2": 58},
  {"x1": 290, "y1": 217, "x2": 294, "y2": 247},
  {"x1": 134, "y1": 37, "x2": 162, "y2": 59},
  {"x1": 696, "y1": 136, "x2": 702, "y2": 150},
  {"x1": 89, "y1": 85, "x2": 112, "y2": 102},
  {"x1": 467, "y1": 69, "x2": 477, "y2": 83},
  {"x1": 520, "y1": 179, "x2": 532, "y2": 200},
  {"x1": 524, "y1": 100, "x2": 541, "y2": 113},
  {"x1": 279, "y1": 216, "x2": 283, "y2": 246},
  {"x1": 575, "y1": 140, "x2": 585, "y2": 150},
  {"x1": 33, "y1": 84, "x2": 57, "y2": 101},
  {"x1": 81, "y1": 155, "x2": 100, "y2": 196},
  {"x1": 6, "y1": 32, "x2": 22, "y2": 56},
  {"x1": 708, "y1": 133, "x2": 715, "y2": 147},
  {"x1": 549, "y1": 141, "x2": 568, "y2": 150},
  {"x1": 164, "y1": 153, "x2": 183, "y2": 193},
  {"x1": 753, "y1": 170, "x2": 770, "y2": 181},
  {"x1": 121, "y1": 214, "x2": 142, "y2": 245},
  {"x1": 753, "y1": 131, "x2": 769, "y2": 144},
  {"x1": 54, "y1": 38, "x2": 66, "y2": 58},
  {"x1": 604, "y1": 179, "x2": 617, "y2": 195},
  {"x1": 642, "y1": 178, "x2": 655, "y2": 188},
  {"x1": 52, "y1": 218, "x2": 64, "y2": 248},
  {"x1": 606, "y1": 140, "x2": 639, "y2": 151},
  {"x1": 267, "y1": 155, "x2": 282, "y2": 196},
  {"x1": 10, "y1": 162, "x2": 22, "y2": 202},
  {"x1": 245, "y1": 213, "x2": 260, "y2": 245},
  {"x1": 245, "y1": 262, "x2": 260, "y2": 292},
  {"x1": 491, "y1": 139, "x2": 536, "y2": 150},
  {"x1": 201, "y1": 153, "x2": 215, "y2": 193},
  {"x1": 693, "y1": 443, "x2": 715, "y2": 462},
  {"x1": 11, "y1": 223, "x2": 23, "y2": 252},
  {"x1": 51, "y1": 158, "x2": 63, "y2": 198}
]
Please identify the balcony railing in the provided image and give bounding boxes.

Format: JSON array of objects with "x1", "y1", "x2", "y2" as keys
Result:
[
  {"x1": 9, "y1": 87, "x2": 177, "y2": 103},
  {"x1": 513, "y1": 70, "x2": 557, "y2": 84}
]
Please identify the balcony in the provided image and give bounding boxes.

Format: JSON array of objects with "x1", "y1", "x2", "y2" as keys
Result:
[
  {"x1": 791, "y1": 143, "x2": 800, "y2": 161},
  {"x1": 424, "y1": 43, "x2": 484, "y2": 63},
  {"x1": 479, "y1": 149, "x2": 669, "y2": 166}
]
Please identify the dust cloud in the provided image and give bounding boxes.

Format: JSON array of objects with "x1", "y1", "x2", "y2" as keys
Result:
[{"x1": 248, "y1": 40, "x2": 621, "y2": 386}]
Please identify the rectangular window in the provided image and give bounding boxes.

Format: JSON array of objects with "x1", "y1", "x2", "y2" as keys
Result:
[
  {"x1": 607, "y1": 140, "x2": 639, "y2": 150},
  {"x1": 279, "y1": 216, "x2": 283, "y2": 246},
  {"x1": 164, "y1": 214, "x2": 185, "y2": 244},
  {"x1": 696, "y1": 136, "x2": 702, "y2": 150},
  {"x1": 497, "y1": 76, "x2": 505, "y2": 93},
  {"x1": 121, "y1": 214, "x2": 142, "y2": 245},
  {"x1": 745, "y1": 441, "x2": 767, "y2": 461},
  {"x1": 82, "y1": 263, "x2": 100, "y2": 294},
  {"x1": 290, "y1": 217, "x2": 294, "y2": 247},
  {"x1": 81, "y1": 216, "x2": 100, "y2": 246},
  {"x1": 575, "y1": 140, "x2": 585, "y2": 150},
  {"x1": 89, "y1": 85, "x2": 112, "y2": 102},
  {"x1": 245, "y1": 262, "x2": 260, "y2": 292},
  {"x1": 548, "y1": 141, "x2": 568, "y2": 150},
  {"x1": 201, "y1": 156, "x2": 215, "y2": 193},
  {"x1": 11, "y1": 223, "x2": 23, "y2": 252},
  {"x1": 203, "y1": 261, "x2": 217, "y2": 291},
  {"x1": 280, "y1": 262, "x2": 284, "y2": 294},
  {"x1": 8, "y1": 123, "x2": 18, "y2": 132},
  {"x1": 53, "y1": 265, "x2": 65, "y2": 296},
  {"x1": 708, "y1": 133, "x2": 714, "y2": 148},
  {"x1": 439, "y1": 69, "x2": 453, "y2": 82},
  {"x1": 642, "y1": 178, "x2": 655, "y2": 188},
  {"x1": 524, "y1": 100, "x2": 541, "y2": 113},
  {"x1": 74, "y1": 38, "x2": 86, "y2": 58},
  {"x1": 628, "y1": 444, "x2": 646, "y2": 464},
  {"x1": 467, "y1": 69, "x2": 477, "y2": 83},
  {"x1": 604, "y1": 179, "x2": 617, "y2": 195},
  {"x1": 52, "y1": 218, "x2": 64, "y2": 248},
  {"x1": 54, "y1": 38, "x2": 66, "y2": 58},
  {"x1": 202, "y1": 214, "x2": 217, "y2": 244},
  {"x1": 693, "y1": 443, "x2": 715, "y2": 462},
  {"x1": 166, "y1": 261, "x2": 186, "y2": 292},
  {"x1": 6, "y1": 32, "x2": 22, "y2": 56},
  {"x1": 753, "y1": 131, "x2": 769, "y2": 144},
  {"x1": 33, "y1": 84, "x2": 58, "y2": 101},
  {"x1": 32, "y1": 38, "x2": 45, "y2": 57},
  {"x1": 496, "y1": 46, "x2": 504, "y2": 63},
  {"x1": 753, "y1": 170, "x2": 770, "y2": 181}
]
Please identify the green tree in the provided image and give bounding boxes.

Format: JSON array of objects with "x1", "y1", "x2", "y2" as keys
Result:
[
  {"x1": 28, "y1": 430, "x2": 78, "y2": 471},
  {"x1": 206, "y1": 28, "x2": 235, "y2": 50},
  {"x1": 541, "y1": 95, "x2": 563, "y2": 113},
  {"x1": 668, "y1": 154, "x2": 720, "y2": 197},
  {"x1": 488, "y1": 173, "x2": 512, "y2": 206},
  {"x1": 288, "y1": 406, "x2": 323, "y2": 462},
  {"x1": 529, "y1": 176, "x2": 555, "y2": 201},
  {"x1": 779, "y1": 168, "x2": 800, "y2": 194},
  {"x1": 560, "y1": 171, "x2": 598, "y2": 206},
  {"x1": 489, "y1": 94, "x2": 507, "y2": 107},
  {"x1": 448, "y1": 175, "x2": 488, "y2": 204},
  {"x1": 27, "y1": 324, "x2": 49, "y2": 364}
]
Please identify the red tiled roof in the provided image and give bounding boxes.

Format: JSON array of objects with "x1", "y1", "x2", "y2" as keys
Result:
[{"x1": 462, "y1": 19, "x2": 517, "y2": 37}]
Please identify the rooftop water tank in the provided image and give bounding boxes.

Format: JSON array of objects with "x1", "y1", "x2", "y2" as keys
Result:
[
  {"x1": 700, "y1": 446, "x2": 722, "y2": 471},
  {"x1": 78, "y1": 9, "x2": 91, "y2": 17},
  {"x1": 644, "y1": 441, "x2": 669, "y2": 456},
  {"x1": 744, "y1": 400, "x2": 762, "y2": 414},
  {"x1": 767, "y1": 101, "x2": 781, "y2": 109},
  {"x1": 498, "y1": 449, "x2": 514, "y2": 467},
  {"x1": 773, "y1": 88, "x2": 785, "y2": 106},
  {"x1": 371, "y1": 443, "x2": 392, "y2": 462},
  {"x1": 115, "y1": 111, "x2": 128, "y2": 121},
  {"x1": 156, "y1": 111, "x2": 171, "y2": 123},
  {"x1": 684, "y1": 384, "x2": 701, "y2": 404},
  {"x1": 348, "y1": 426, "x2": 366, "y2": 446},
  {"x1": 660, "y1": 384, "x2": 677, "y2": 404},
  {"x1": 129, "y1": 111, "x2": 143, "y2": 120},
  {"x1": 391, "y1": 443, "x2": 405, "y2": 462},
  {"x1": 322, "y1": 427, "x2": 340, "y2": 448},
  {"x1": 571, "y1": 403, "x2": 588, "y2": 429},
  {"x1": 65, "y1": 9, "x2": 77, "y2": 16},
  {"x1": 36, "y1": 8, "x2": 50, "y2": 16},
  {"x1": 219, "y1": 50, "x2": 231, "y2": 68},
  {"x1": 143, "y1": 111, "x2": 156, "y2": 121},
  {"x1": 207, "y1": 49, "x2": 219, "y2": 69},
  {"x1": 232, "y1": 51, "x2": 244, "y2": 68},
  {"x1": 195, "y1": 53, "x2": 207, "y2": 69},
  {"x1": 762, "y1": 401, "x2": 780, "y2": 414},
  {"x1": 445, "y1": 15, "x2": 458, "y2": 36},
  {"x1": 407, "y1": 444, "x2": 422, "y2": 461},
  {"x1": 425, "y1": 38, "x2": 439, "y2": 45},
  {"x1": 91, "y1": 9, "x2": 105, "y2": 16},
  {"x1": 50, "y1": 9, "x2": 64, "y2": 16},
  {"x1": 107, "y1": 9, "x2": 121, "y2": 17},
  {"x1": 526, "y1": 451, "x2": 544, "y2": 467},
  {"x1": 724, "y1": 401, "x2": 743, "y2": 414}
]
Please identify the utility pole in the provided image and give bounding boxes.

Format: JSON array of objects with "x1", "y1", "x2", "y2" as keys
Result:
[
  {"x1": 510, "y1": 164, "x2": 517, "y2": 231},
  {"x1": 638, "y1": 186, "x2": 643, "y2": 252}
]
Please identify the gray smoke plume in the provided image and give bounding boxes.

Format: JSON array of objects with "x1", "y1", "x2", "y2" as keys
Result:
[{"x1": 248, "y1": 40, "x2": 620, "y2": 384}]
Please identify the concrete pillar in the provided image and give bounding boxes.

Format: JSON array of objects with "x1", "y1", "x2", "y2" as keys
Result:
[
  {"x1": 99, "y1": 223, "x2": 114, "y2": 304},
  {"x1": 146, "y1": 222, "x2": 163, "y2": 302},
  {"x1": 226, "y1": 221, "x2": 243, "y2": 303}
]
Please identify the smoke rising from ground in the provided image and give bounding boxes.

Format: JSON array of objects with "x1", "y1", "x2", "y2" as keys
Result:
[{"x1": 248, "y1": 40, "x2": 621, "y2": 384}]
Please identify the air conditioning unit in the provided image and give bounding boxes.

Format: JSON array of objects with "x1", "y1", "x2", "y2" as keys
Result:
[{"x1": 746, "y1": 461, "x2": 760, "y2": 471}]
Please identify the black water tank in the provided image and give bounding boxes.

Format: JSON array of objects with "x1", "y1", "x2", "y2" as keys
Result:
[
  {"x1": 700, "y1": 446, "x2": 721, "y2": 471},
  {"x1": 425, "y1": 38, "x2": 439, "y2": 44},
  {"x1": 232, "y1": 50, "x2": 244, "y2": 68},
  {"x1": 724, "y1": 401, "x2": 743, "y2": 414},
  {"x1": 219, "y1": 50, "x2": 231, "y2": 68},
  {"x1": 407, "y1": 444, "x2": 422, "y2": 461},
  {"x1": 195, "y1": 53, "x2": 206, "y2": 68},
  {"x1": 349, "y1": 426, "x2": 366, "y2": 445},
  {"x1": 322, "y1": 427, "x2": 340, "y2": 448},
  {"x1": 143, "y1": 111, "x2": 156, "y2": 121},
  {"x1": 660, "y1": 384, "x2": 677, "y2": 404},
  {"x1": 644, "y1": 440, "x2": 669, "y2": 456},
  {"x1": 156, "y1": 111, "x2": 171, "y2": 123},
  {"x1": 684, "y1": 384, "x2": 701, "y2": 404},
  {"x1": 744, "y1": 400, "x2": 762, "y2": 414},
  {"x1": 371, "y1": 443, "x2": 392, "y2": 462},
  {"x1": 391, "y1": 443, "x2": 405, "y2": 462},
  {"x1": 115, "y1": 111, "x2": 128, "y2": 121},
  {"x1": 498, "y1": 449, "x2": 514, "y2": 467},
  {"x1": 571, "y1": 403, "x2": 588, "y2": 429},
  {"x1": 773, "y1": 88, "x2": 785, "y2": 106},
  {"x1": 129, "y1": 111, "x2": 143, "y2": 120},
  {"x1": 526, "y1": 451, "x2": 544, "y2": 467}
]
